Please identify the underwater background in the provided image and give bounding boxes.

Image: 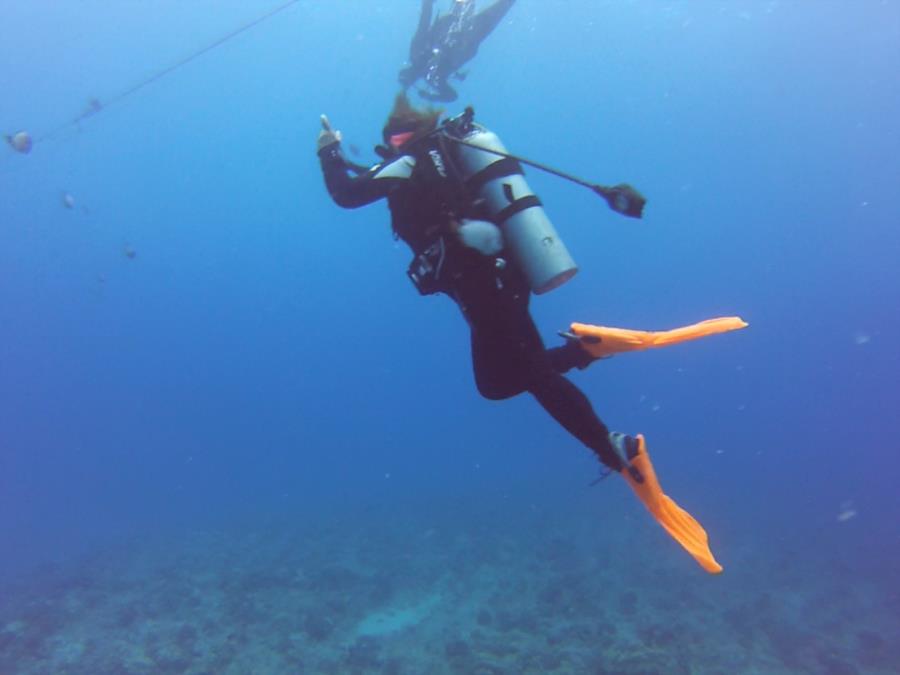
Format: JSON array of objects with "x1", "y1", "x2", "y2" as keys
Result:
[{"x1": 1, "y1": 1, "x2": 898, "y2": 673}]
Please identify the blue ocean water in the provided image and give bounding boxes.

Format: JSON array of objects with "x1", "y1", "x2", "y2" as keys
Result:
[{"x1": 1, "y1": 1, "x2": 898, "y2": 672}]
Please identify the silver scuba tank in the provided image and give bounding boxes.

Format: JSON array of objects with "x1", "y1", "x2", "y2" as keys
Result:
[{"x1": 452, "y1": 124, "x2": 577, "y2": 294}]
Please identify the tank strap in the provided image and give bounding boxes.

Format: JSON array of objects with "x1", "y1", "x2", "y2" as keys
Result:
[
  {"x1": 494, "y1": 195, "x2": 542, "y2": 225},
  {"x1": 464, "y1": 157, "x2": 524, "y2": 194}
]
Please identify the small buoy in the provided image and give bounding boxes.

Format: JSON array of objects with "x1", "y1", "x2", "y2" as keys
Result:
[
  {"x1": 62, "y1": 192, "x2": 75, "y2": 209},
  {"x1": 124, "y1": 246, "x2": 137, "y2": 260},
  {"x1": 5, "y1": 131, "x2": 32, "y2": 154}
]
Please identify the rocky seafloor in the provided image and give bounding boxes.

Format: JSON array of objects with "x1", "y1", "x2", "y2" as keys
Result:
[{"x1": 2, "y1": 494, "x2": 897, "y2": 675}]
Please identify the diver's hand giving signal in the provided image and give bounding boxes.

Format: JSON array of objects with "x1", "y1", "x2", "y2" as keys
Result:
[{"x1": 317, "y1": 114, "x2": 342, "y2": 152}]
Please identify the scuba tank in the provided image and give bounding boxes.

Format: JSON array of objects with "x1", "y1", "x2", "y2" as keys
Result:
[{"x1": 446, "y1": 118, "x2": 577, "y2": 294}]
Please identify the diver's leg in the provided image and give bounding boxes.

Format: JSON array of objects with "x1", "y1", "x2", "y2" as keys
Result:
[
  {"x1": 448, "y1": 0, "x2": 514, "y2": 72},
  {"x1": 459, "y1": 275, "x2": 620, "y2": 469},
  {"x1": 527, "y1": 371, "x2": 623, "y2": 471},
  {"x1": 546, "y1": 340, "x2": 595, "y2": 374},
  {"x1": 409, "y1": 0, "x2": 434, "y2": 60},
  {"x1": 400, "y1": 0, "x2": 435, "y2": 88},
  {"x1": 464, "y1": 285, "x2": 620, "y2": 469},
  {"x1": 471, "y1": 0, "x2": 515, "y2": 41},
  {"x1": 454, "y1": 255, "x2": 537, "y2": 400},
  {"x1": 466, "y1": 290, "x2": 537, "y2": 400},
  {"x1": 470, "y1": 327, "x2": 529, "y2": 400}
]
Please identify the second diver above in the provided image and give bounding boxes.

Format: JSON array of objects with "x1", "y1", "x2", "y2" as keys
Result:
[{"x1": 399, "y1": 0, "x2": 516, "y2": 102}]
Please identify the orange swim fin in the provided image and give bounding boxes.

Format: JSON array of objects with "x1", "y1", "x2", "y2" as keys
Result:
[
  {"x1": 569, "y1": 316, "x2": 748, "y2": 359},
  {"x1": 622, "y1": 435, "x2": 723, "y2": 574}
]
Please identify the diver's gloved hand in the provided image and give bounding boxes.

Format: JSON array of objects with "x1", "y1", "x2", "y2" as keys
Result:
[{"x1": 317, "y1": 114, "x2": 342, "y2": 152}]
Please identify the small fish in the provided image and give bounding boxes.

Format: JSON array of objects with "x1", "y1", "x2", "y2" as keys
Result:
[
  {"x1": 123, "y1": 246, "x2": 137, "y2": 260},
  {"x1": 62, "y1": 192, "x2": 75, "y2": 209}
]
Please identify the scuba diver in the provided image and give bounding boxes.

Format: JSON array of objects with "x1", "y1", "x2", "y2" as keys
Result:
[
  {"x1": 399, "y1": 0, "x2": 516, "y2": 102},
  {"x1": 316, "y1": 94, "x2": 744, "y2": 574}
]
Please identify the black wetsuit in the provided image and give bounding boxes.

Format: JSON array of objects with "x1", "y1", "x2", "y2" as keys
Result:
[
  {"x1": 399, "y1": 0, "x2": 517, "y2": 102},
  {"x1": 318, "y1": 135, "x2": 621, "y2": 471}
]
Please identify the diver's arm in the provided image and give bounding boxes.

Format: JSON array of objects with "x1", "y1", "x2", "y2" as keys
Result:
[{"x1": 318, "y1": 145, "x2": 409, "y2": 209}]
